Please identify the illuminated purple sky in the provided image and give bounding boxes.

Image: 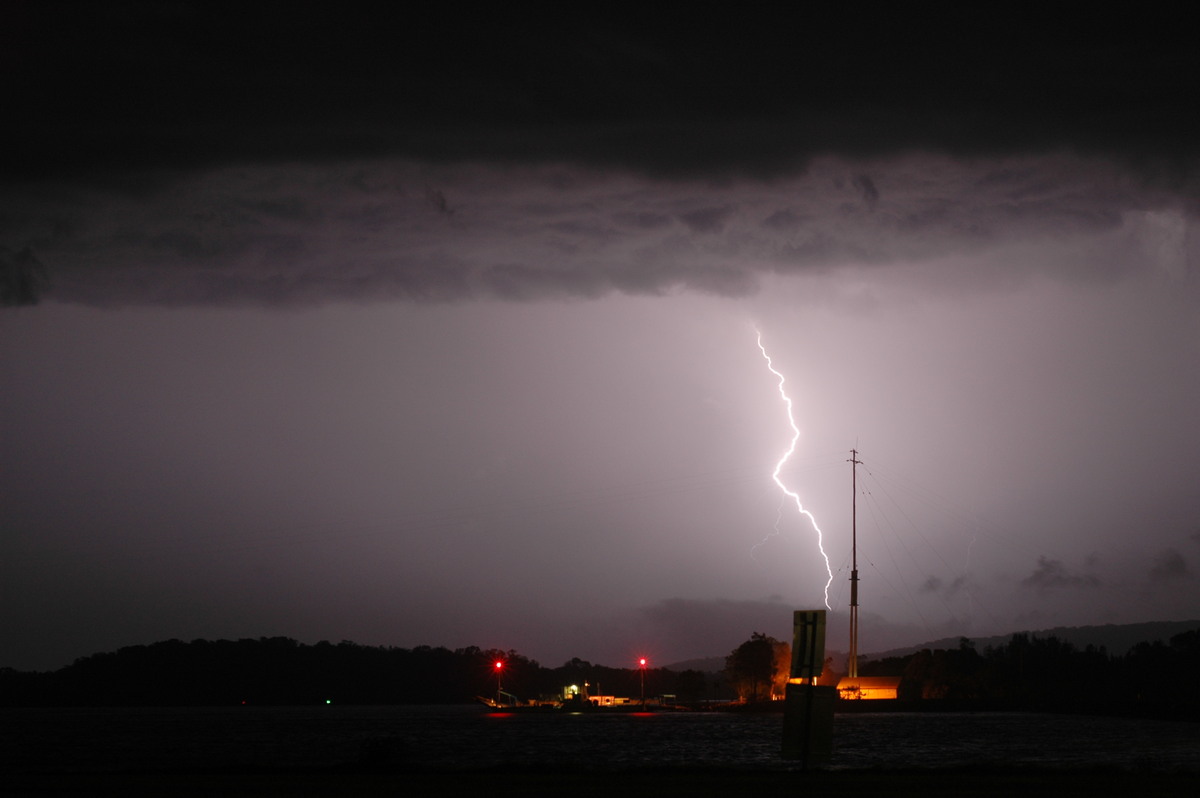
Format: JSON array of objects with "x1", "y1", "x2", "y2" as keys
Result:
[{"x1": 3, "y1": 2, "x2": 1199, "y2": 671}]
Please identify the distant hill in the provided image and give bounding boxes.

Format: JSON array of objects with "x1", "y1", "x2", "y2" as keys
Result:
[
  {"x1": 666, "y1": 619, "x2": 1200, "y2": 674},
  {"x1": 865, "y1": 619, "x2": 1200, "y2": 661},
  {"x1": 664, "y1": 656, "x2": 726, "y2": 673}
]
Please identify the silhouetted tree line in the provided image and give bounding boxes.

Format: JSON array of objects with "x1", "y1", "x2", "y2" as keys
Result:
[
  {"x1": 857, "y1": 628, "x2": 1200, "y2": 719},
  {"x1": 0, "y1": 637, "x2": 721, "y2": 707},
  {"x1": 5, "y1": 629, "x2": 1196, "y2": 715}
]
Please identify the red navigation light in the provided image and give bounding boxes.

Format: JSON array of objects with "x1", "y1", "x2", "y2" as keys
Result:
[
  {"x1": 495, "y1": 660, "x2": 503, "y2": 670},
  {"x1": 639, "y1": 658, "x2": 647, "y2": 667}
]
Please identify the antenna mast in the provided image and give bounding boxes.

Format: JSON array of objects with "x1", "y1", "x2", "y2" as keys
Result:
[{"x1": 848, "y1": 448, "x2": 862, "y2": 679}]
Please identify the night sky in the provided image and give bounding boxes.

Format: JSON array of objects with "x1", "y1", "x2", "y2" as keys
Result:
[{"x1": 3, "y1": 2, "x2": 1199, "y2": 672}]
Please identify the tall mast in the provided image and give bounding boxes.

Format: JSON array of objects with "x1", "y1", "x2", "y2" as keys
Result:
[{"x1": 848, "y1": 449, "x2": 862, "y2": 679}]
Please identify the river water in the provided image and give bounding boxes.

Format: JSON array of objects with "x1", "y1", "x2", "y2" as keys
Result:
[{"x1": 4, "y1": 705, "x2": 1199, "y2": 774}]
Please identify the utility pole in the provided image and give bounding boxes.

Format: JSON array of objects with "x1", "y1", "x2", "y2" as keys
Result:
[
  {"x1": 848, "y1": 449, "x2": 862, "y2": 679},
  {"x1": 639, "y1": 658, "x2": 647, "y2": 710}
]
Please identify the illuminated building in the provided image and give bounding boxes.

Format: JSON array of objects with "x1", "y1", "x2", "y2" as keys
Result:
[{"x1": 836, "y1": 676, "x2": 902, "y2": 700}]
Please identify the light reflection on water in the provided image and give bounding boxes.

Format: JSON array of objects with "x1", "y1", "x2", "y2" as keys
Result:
[{"x1": 3, "y1": 706, "x2": 1199, "y2": 774}]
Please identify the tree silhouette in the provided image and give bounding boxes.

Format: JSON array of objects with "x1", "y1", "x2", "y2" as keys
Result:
[{"x1": 724, "y1": 632, "x2": 788, "y2": 702}]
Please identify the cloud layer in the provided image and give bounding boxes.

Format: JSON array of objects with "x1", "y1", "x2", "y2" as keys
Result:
[{"x1": 2, "y1": 154, "x2": 1195, "y2": 307}]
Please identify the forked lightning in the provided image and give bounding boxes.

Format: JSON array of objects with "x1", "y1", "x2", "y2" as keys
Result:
[{"x1": 755, "y1": 330, "x2": 834, "y2": 609}]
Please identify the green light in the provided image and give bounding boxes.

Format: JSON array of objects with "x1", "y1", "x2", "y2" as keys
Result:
[{"x1": 325, "y1": 699, "x2": 332, "y2": 704}]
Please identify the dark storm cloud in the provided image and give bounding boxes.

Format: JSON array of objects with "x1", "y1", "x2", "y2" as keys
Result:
[
  {"x1": 6, "y1": 1, "x2": 1200, "y2": 182},
  {"x1": 613, "y1": 212, "x2": 672, "y2": 231},
  {"x1": 640, "y1": 597, "x2": 784, "y2": 630},
  {"x1": 635, "y1": 597, "x2": 797, "y2": 658},
  {"x1": 1022, "y1": 556, "x2": 1102, "y2": 591},
  {"x1": 5, "y1": 5, "x2": 1200, "y2": 675},
  {"x1": 852, "y1": 175, "x2": 880, "y2": 209},
  {"x1": 0, "y1": 247, "x2": 48, "y2": 306},
  {"x1": 4, "y1": 152, "x2": 1193, "y2": 307},
  {"x1": 1, "y1": 1, "x2": 1197, "y2": 308},
  {"x1": 1149, "y1": 549, "x2": 1191, "y2": 581},
  {"x1": 424, "y1": 187, "x2": 454, "y2": 217},
  {"x1": 678, "y1": 207, "x2": 734, "y2": 234},
  {"x1": 920, "y1": 575, "x2": 968, "y2": 597},
  {"x1": 761, "y1": 209, "x2": 805, "y2": 230}
]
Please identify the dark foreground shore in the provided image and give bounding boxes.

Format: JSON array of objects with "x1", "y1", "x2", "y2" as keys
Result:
[{"x1": 8, "y1": 766, "x2": 1198, "y2": 798}]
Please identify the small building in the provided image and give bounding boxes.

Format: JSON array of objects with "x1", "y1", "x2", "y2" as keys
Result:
[{"x1": 836, "y1": 676, "x2": 902, "y2": 700}]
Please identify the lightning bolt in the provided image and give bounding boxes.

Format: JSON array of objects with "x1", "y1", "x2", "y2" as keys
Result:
[{"x1": 755, "y1": 329, "x2": 834, "y2": 609}]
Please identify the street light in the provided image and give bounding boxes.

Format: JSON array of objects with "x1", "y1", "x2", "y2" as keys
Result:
[
  {"x1": 494, "y1": 660, "x2": 503, "y2": 706},
  {"x1": 639, "y1": 657, "x2": 647, "y2": 710}
]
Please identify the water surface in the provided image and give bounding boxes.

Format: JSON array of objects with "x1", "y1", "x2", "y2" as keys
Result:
[{"x1": 4, "y1": 706, "x2": 1198, "y2": 774}]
